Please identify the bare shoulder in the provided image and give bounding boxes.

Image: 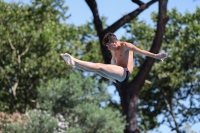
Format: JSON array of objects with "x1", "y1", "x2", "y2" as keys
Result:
[
  {"x1": 122, "y1": 42, "x2": 133, "y2": 46},
  {"x1": 122, "y1": 42, "x2": 134, "y2": 50}
]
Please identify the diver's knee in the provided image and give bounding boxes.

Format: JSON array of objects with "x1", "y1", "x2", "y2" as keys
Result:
[{"x1": 95, "y1": 63, "x2": 103, "y2": 70}]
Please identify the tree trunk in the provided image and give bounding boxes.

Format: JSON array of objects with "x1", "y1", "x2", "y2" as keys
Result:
[
  {"x1": 117, "y1": 83, "x2": 140, "y2": 133},
  {"x1": 117, "y1": 0, "x2": 168, "y2": 132},
  {"x1": 86, "y1": 0, "x2": 168, "y2": 132}
]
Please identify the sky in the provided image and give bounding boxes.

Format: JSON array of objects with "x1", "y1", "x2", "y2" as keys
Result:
[
  {"x1": 65, "y1": 0, "x2": 199, "y2": 38},
  {"x1": 4, "y1": 0, "x2": 200, "y2": 132}
]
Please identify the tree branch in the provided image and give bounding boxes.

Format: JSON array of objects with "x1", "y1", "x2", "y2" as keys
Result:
[
  {"x1": 131, "y1": 0, "x2": 145, "y2": 6},
  {"x1": 103, "y1": 0, "x2": 158, "y2": 34},
  {"x1": 85, "y1": 0, "x2": 103, "y2": 35},
  {"x1": 163, "y1": 111, "x2": 174, "y2": 130},
  {"x1": 85, "y1": 0, "x2": 111, "y2": 63},
  {"x1": 161, "y1": 89, "x2": 181, "y2": 133},
  {"x1": 8, "y1": 38, "x2": 16, "y2": 50},
  {"x1": 20, "y1": 43, "x2": 30, "y2": 57},
  {"x1": 129, "y1": 0, "x2": 168, "y2": 93},
  {"x1": 12, "y1": 81, "x2": 18, "y2": 100}
]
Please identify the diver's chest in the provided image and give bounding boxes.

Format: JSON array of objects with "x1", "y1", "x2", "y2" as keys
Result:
[{"x1": 114, "y1": 50, "x2": 127, "y2": 59}]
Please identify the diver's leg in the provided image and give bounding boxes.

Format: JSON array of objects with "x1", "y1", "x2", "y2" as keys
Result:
[{"x1": 60, "y1": 53, "x2": 126, "y2": 82}]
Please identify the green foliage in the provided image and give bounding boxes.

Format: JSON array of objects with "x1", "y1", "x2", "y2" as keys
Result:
[
  {"x1": 3, "y1": 0, "x2": 199, "y2": 132},
  {"x1": 0, "y1": 0, "x2": 103, "y2": 114},
  {"x1": 37, "y1": 72, "x2": 110, "y2": 114},
  {"x1": 183, "y1": 123, "x2": 197, "y2": 133},
  {"x1": 0, "y1": 1, "x2": 115, "y2": 132},
  {"x1": 4, "y1": 72, "x2": 125, "y2": 133},
  {"x1": 37, "y1": 72, "x2": 125, "y2": 133},
  {"x1": 69, "y1": 103, "x2": 125, "y2": 133},
  {"x1": 4, "y1": 110, "x2": 59, "y2": 133},
  {"x1": 69, "y1": 21, "x2": 104, "y2": 63},
  {"x1": 0, "y1": 0, "x2": 72, "y2": 113},
  {"x1": 123, "y1": 7, "x2": 200, "y2": 132}
]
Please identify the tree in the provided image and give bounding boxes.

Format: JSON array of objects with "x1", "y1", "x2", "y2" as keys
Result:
[
  {"x1": 2, "y1": 0, "x2": 198, "y2": 132},
  {"x1": 0, "y1": 0, "x2": 92, "y2": 113},
  {"x1": 3, "y1": 73, "x2": 126, "y2": 133},
  {"x1": 84, "y1": 0, "x2": 168, "y2": 132},
  {"x1": 139, "y1": 8, "x2": 200, "y2": 132},
  {"x1": 121, "y1": 7, "x2": 200, "y2": 132},
  {"x1": 0, "y1": 1, "x2": 126, "y2": 132}
]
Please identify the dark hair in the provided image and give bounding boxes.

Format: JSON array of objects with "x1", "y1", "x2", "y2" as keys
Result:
[{"x1": 102, "y1": 32, "x2": 118, "y2": 46}]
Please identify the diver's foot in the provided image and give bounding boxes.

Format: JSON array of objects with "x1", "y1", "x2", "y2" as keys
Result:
[{"x1": 60, "y1": 53, "x2": 75, "y2": 66}]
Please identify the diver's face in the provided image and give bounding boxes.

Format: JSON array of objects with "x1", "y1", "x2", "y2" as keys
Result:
[{"x1": 106, "y1": 42, "x2": 117, "y2": 51}]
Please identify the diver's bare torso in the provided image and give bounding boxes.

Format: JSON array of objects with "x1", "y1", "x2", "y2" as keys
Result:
[{"x1": 112, "y1": 42, "x2": 134, "y2": 73}]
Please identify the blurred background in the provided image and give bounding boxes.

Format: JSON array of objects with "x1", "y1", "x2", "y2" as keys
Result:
[{"x1": 0, "y1": 0, "x2": 199, "y2": 133}]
